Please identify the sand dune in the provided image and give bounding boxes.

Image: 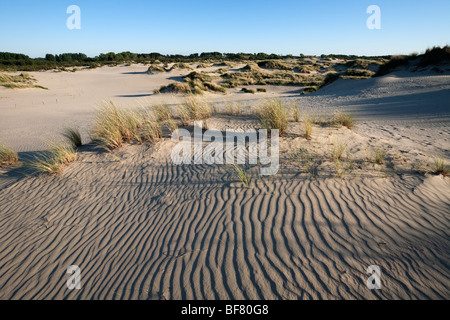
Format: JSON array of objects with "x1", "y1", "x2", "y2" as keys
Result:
[{"x1": 0, "y1": 140, "x2": 448, "y2": 299}]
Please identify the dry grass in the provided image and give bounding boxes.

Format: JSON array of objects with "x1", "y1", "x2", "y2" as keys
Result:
[
  {"x1": 433, "y1": 156, "x2": 448, "y2": 176},
  {"x1": 331, "y1": 139, "x2": 347, "y2": 161},
  {"x1": 147, "y1": 64, "x2": 166, "y2": 73},
  {"x1": 231, "y1": 164, "x2": 251, "y2": 188},
  {"x1": 28, "y1": 143, "x2": 77, "y2": 175},
  {"x1": 62, "y1": 127, "x2": 82, "y2": 148},
  {"x1": 370, "y1": 147, "x2": 385, "y2": 165},
  {"x1": 257, "y1": 60, "x2": 292, "y2": 70},
  {"x1": 0, "y1": 144, "x2": 19, "y2": 167},
  {"x1": 91, "y1": 101, "x2": 162, "y2": 150},
  {"x1": 159, "y1": 71, "x2": 226, "y2": 95},
  {"x1": 0, "y1": 72, "x2": 48, "y2": 89},
  {"x1": 303, "y1": 112, "x2": 315, "y2": 139},
  {"x1": 291, "y1": 105, "x2": 300, "y2": 122},
  {"x1": 177, "y1": 95, "x2": 212, "y2": 125},
  {"x1": 257, "y1": 99, "x2": 289, "y2": 136},
  {"x1": 224, "y1": 102, "x2": 242, "y2": 115},
  {"x1": 333, "y1": 111, "x2": 355, "y2": 129}
]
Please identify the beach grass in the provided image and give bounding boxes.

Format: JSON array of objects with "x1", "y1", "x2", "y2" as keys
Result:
[
  {"x1": 27, "y1": 143, "x2": 77, "y2": 175},
  {"x1": 0, "y1": 144, "x2": 19, "y2": 167},
  {"x1": 231, "y1": 164, "x2": 251, "y2": 188},
  {"x1": 257, "y1": 99, "x2": 289, "y2": 135},
  {"x1": 62, "y1": 127, "x2": 82, "y2": 148}
]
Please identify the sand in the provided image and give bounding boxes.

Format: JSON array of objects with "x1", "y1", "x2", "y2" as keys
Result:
[{"x1": 0, "y1": 65, "x2": 449, "y2": 300}]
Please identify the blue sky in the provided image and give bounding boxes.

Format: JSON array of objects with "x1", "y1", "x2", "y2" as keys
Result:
[{"x1": 0, "y1": 0, "x2": 449, "y2": 58}]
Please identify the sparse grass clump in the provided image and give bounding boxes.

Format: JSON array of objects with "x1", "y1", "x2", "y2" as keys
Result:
[
  {"x1": 291, "y1": 105, "x2": 300, "y2": 122},
  {"x1": 197, "y1": 63, "x2": 210, "y2": 68},
  {"x1": 168, "y1": 63, "x2": 193, "y2": 71},
  {"x1": 28, "y1": 143, "x2": 77, "y2": 175},
  {"x1": 231, "y1": 164, "x2": 251, "y2": 188},
  {"x1": 257, "y1": 88, "x2": 266, "y2": 93},
  {"x1": 91, "y1": 101, "x2": 161, "y2": 150},
  {"x1": 0, "y1": 144, "x2": 19, "y2": 167},
  {"x1": 343, "y1": 68, "x2": 375, "y2": 79},
  {"x1": 177, "y1": 95, "x2": 212, "y2": 125},
  {"x1": 158, "y1": 82, "x2": 192, "y2": 94},
  {"x1": 224, "y1": 102, "x2": 242, "y2": 115},
  {"x1": 62, "y1": 127, "x2": 82, "y2": 148},
  {"x1": 290, "y1": 147, "x2": 321, "y2": 179},
  {"x1": 257, "y1": 99, "x2": 289, "y2": 136},
  {"x1": 303, "y1": 112, "x2": 315, "y2": 139},
  {"x1": 241, "y1": 87, "x2": 255, "y2": 94},
  {"x1": 371, "y1": 147, "x2": 385, "y2": 165},
  {"x1": 331, "y1": 139, "x2": 347, "y2": 161},
  {"x1": 147, "y1": 64, "x2": 166, "y2": 73},
  {"x1": 433, "y1": 156, "x2": 448, "y2": 176},
  {"x1": 333, "y1": 111, "x2": 355, "y2": 129},
  {"x1": 295, "y1": 64, "x2": 316, "y2": 73},
  {"x1": 0, "y1": 72, "x2": 47, "y2": 89},
  {"x1": 159, "y1": 71, "x2": 226, "y2": 95},
  {"x1": 152, "y1": 104, "x2": 174, "y2": 122}
]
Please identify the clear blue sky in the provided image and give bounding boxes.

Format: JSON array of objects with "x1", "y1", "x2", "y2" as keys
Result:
[{"x1": 1, "y1": 0, "x2": 449, "y2": 58}]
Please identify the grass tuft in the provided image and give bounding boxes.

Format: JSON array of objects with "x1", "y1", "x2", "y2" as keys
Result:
[
  {"x1": 28, "y1": 143, "x2": 77, "y2": 175},
  {"x1": 433, "y1": 156, "x2": 448, "y2": 176},
  {"x1": 62, "y1": 127, "x2": 82, "y2": 148},
  {"x1": 0, "y1": 144, "x2": 19, "y2": 167},
  {"x1": 333, "y1": 111, "x2": 355, "y2": 129},
  {"x1": 231, "y1": 164, "x2": 251, "y2": 188},
  {"x1": 257, "y1": 99, "x2": 289, "y2": 136}
]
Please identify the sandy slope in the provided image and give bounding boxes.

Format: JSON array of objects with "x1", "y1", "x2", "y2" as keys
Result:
[{"x1": 0, "y1": 66, "x2": 449, "y2": 300}]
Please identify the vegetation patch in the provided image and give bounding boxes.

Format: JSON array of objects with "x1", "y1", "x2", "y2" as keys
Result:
[{"x1": 0, "y1": 72, "x2": 47, "y2": 89}]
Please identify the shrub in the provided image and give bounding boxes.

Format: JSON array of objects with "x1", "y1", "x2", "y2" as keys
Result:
[
  {"x1": 241, "y1": 87, "x2": 255, "y2": 94},
  {"x1": 257, "y1": 88, "x2": 266, "y2": 93},
  {"x1": 419, "y1": 46, "x2": 450, "y2": 67}
]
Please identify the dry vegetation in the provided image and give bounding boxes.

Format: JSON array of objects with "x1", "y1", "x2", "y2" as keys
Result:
[
  {"x1": 0, "y1": 72, "x2": 47, "y2": 89},
  {"x1": 0, "y1": 144, "x2": 19, "y2": 167},
  {"x1": 257, "y1": 99, "x2": 289, "y2": 136}
]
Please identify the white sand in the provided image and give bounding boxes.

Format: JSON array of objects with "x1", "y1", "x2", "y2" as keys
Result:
[{"x1": 0, "y1": 65, "x2": 449, "y2": 300}]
